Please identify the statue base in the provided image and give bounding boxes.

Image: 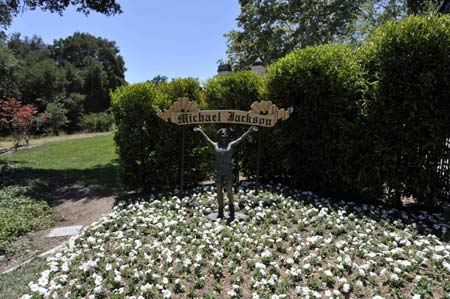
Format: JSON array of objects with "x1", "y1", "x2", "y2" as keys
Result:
[{"x1": 206, "y1": 212, "x2": 248, "y2": 221}]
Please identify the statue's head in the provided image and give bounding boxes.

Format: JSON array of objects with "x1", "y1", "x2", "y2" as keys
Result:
[{"x1": 217, "y1": 128, "x2": 229, "y2": 144}]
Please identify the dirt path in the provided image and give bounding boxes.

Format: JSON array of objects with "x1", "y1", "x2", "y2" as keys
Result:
[{"x1": 0, "y1": 182, "x2": 116, "y2": 273}]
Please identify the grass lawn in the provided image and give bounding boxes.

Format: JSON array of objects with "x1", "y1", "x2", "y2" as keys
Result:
[
  {"x1": 0, "y1": 258, "x2": 48, "y2": 298},
  {"x1": 18, "y1": 186, "x2": 450, "y2": 299},
  {"x1": 0, "y1": 133, "x2": 117, "y2": 257},
  {"x1": 0, "y1": 132, "x2": 112, "y2": 152},
  {"x1": 0, "y1": 133, "x2": 118, "y2": 194},
  {"x1": 0, "y1": 133, "x2": 119, "y2": 297}
]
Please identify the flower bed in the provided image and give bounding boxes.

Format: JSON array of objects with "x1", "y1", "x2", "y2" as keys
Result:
[{"x1": 21, "y1": 185, "x2": 450, "y2": 299}]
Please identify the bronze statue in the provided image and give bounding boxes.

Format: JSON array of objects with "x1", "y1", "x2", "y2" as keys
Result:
[{"x1": 194, "y1": 126, "x2": 258, "y2": 221}]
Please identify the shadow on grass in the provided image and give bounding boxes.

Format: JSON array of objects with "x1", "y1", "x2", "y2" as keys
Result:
[{"x1": 0, "y1": 160, "x2": 120, "y2": 204}]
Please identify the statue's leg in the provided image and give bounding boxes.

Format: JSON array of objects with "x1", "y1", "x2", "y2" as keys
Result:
[
  {"x1": 216, "y1": 182, "x2": 224, "y2": 219},
  {"x1": 226, "y1": 180, "x2": 235, "y2": 220}
]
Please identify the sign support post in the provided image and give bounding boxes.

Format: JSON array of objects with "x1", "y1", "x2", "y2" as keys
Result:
[
  {"x1": 256, "y1": 128, "x2": 262, "y2": 188},
  {"x1": 180, "y1": 126, "x2": 185, "y2": 192}
]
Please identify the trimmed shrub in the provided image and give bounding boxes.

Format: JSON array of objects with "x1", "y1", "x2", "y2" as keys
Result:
[
  {"x1": 45, "y1": 102, "x2": 68, "y2": 136},
  {"x1": 361, "y1": 15, "x2": 450, "y2": 206},
  {"x1": 79, "y1": 112, "x2": 114, "y2": 132},
  {"x1": 204, "y1": 71, "x2": 264, "y2": 181},
  {"x1": 204, "y1": 71, "x2": 263, "y2": 110},
  {"x1": 158, "y1": 77, "x2": 205, "y2": 107},
  {"x1": 111, "y1": 79, "x2": 208, "y2": 191},
  {"x1": 261, "y1": 44, "x2": 367, "y2": 196}
]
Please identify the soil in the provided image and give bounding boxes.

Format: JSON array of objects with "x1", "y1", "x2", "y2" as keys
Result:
[{"x1": 0, "y1": 181, "x2": 116, "y2": 273}]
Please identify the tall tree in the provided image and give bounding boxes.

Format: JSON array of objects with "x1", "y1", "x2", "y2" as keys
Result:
[
  {"x1": 346, "y1": 0, "x2": 440, "y2": 42},
  {"x1": 0, "y1": 0, "x2": 121, "y2": 29},
  {"x1": 225, "y1": 0, "x2": 364, "y2": 69},
  {"x1": 226, "y1": 0, "x2": 442, "y2": 68},
  {"x1": 51, "y1": 32, "x2": 126, "y2": 112},
  {"x1": 0, "y1": 43, "x2": 19, "y2": 98},
  {"x1": 4, "y1": 33, "x2": 65, "y2": 108}
]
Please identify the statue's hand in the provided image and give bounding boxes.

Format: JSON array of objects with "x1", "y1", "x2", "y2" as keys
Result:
[
  {"x1": 193, "y1": 127, "x2": 201, "y2": 132},
  {"x1": 251, "y1": 126, "x2": 258, "y2": 132}
]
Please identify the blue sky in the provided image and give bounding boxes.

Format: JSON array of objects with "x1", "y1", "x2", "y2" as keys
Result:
[{"x1": 6, "y1": 1, "x2": 241, "y2": 84}]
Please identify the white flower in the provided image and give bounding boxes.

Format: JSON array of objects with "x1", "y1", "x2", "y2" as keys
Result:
[
  {"x1": 358, "y1": 268, "x2": 366, "y2": 277},
  {"x1": 342, "y1": 283, "x2": 350, "y2": 293},
  {"x1": 114, "y1": 275, "x2": 122, "y2": 283},
  {"x1": 195, "y1": 253, "x2": 202, "y2": 262},
  {"x1": 227, "y1": 290, "x2": 237, "y2": 297},
  {"x1": 94, "y1": 286, "x2": 102, "y2": 294},
  {"x1": 162, "y1": 289, "x2": 172, "y2": 298},
  {"x1": 324, "y1": 270, "x2": 333, "y2": 277},
  {"x1": 183, "y1": 258, "x2": 191, "y2": 267},
  {"x1": 390, "y1": 274, "x2": 399, "y2": 282}
]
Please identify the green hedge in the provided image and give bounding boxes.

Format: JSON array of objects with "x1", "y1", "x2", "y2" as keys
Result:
[
  {"x1": 204, "y1": 71, "x2": 263, "y2": 110},
  {"x1": 361, "y1": 15, "x2": 450, "y2": 206},
  {"x1": 111, "y1": 78, "x2": 209, "y2": 191},
  {"x1": 258, "y1": 44, "x2": 367, "y2": 196},
  {"x1": 111, "y1": 16, "x2": 450, "y2": 207}
]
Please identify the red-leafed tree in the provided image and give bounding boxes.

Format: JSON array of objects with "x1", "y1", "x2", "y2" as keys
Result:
[{"x1": 0, "y1": 98, "x2": 41, "y2": 149}]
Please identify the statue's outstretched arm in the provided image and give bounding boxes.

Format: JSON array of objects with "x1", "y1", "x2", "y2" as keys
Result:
[
  {"x1": 193, "y1": 127, "x2": 215, "y2": 147},
  {"x1": 229, "y1": 126, "x2": 258, "y2": 148}
]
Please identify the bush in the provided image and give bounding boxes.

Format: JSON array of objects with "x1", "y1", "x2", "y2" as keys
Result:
[
  {"x1": 262, "y1": 44, "x2": 367, "y2": 196},
  {"x1": 45, "y1": 102, "x2": 68, "y2": 136},
  {"x1": 204, "y1": 71, "x2": 264, "y2": 182},
  {"x1": 111, "y1": 79, "x2": 209, "y2": 191},
  {"x1": 0, "y1": 98, "x2": 38, "y2": 147},
  {"x1": 0, "y1": 163, "x2": 56, "y2": 256},
  {"x1": 79, "y1": 112, "x2": 114, "y2": 132},
  {"x1": 361, "y1": 15, "x2": 450, "y2": 206},
  {"x1": 57, "y1": 93, "x2": 86, "y2": 133}
]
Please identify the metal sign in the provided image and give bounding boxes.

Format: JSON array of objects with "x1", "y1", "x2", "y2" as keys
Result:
[{"x1": 154, "y1": 97, "x2": 293, "y2": 127}]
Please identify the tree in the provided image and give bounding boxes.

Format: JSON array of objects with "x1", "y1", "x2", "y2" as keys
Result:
[
  {"x1": 0, "y1": 98, "x2": 38, "y2": 147},
  {"x1": 7, "y1": 33, "x2": 47, "y2": 58},
  {"x1": 55, "y1": 93, "x2": 85, "y2": 133},
  {"x1": 5, "y1": 33, "x2": 65, "y2": 109},
  {"x1": 225, "y1": 0, "x2": 365, "y2": 69},
  {"x1": 0, "y1": 44, "x2": 19, "y2": 98},
  {"x1": 346, "y1": 0, "x2": 440, "y2": 42},
  {"x1": 51, "y1": 32, "x2": 126, "y2": 112},
  {"x1": 16, "y1": 55, "x2": 64, "y2": 108},
  {"x1": 1, "y1": 32, "x2": 125, "y2": 133},
  {"x1": 83, "y1": 58, "x2": 109, "y2": 112},
  {"x1": 408, "y1": 0, "x2": 440, "y2": 14},
  {"x1": 226, "y1": 0, "x2": 443, "y2": 68},
  {"x1": 0, "y1": 0, "x2": 122, "y2": 30},
  {"x1": 150, "y1": 75, "x2": 168, "y2": 85},
  {"x1": 45, "y1": 102, "x2": 68, "y2": 135}
]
